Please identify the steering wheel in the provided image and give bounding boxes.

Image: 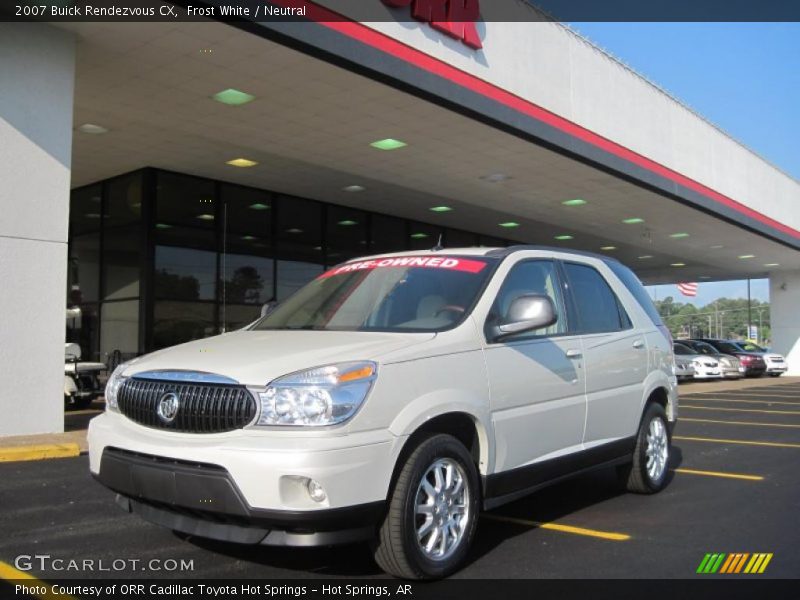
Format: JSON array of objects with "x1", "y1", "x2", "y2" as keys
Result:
[{"x1": 435, "y1": 305, "x2": 465, "y2": 317}]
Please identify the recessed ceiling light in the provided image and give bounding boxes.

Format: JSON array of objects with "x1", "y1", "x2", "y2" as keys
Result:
[
  {"x1": 764, "y1": 263, "x2": 780, "y2": 267},
  {"x1": 410, "y1": 232, "x2": 429, "y2": 239},
  {"x1": 287, "y1": 228, "x2": 304, "y2": 234},
  {"x1": 738, "y1": 254, "x2": 755, "y2": 259},
  {"x1": 313, "y1": 246, "x2": 323, "y2": 251},
  {"x1": 622, "y1": 218, "x2": 644, "y2": 224},
  {"x1": 212, "y1": 88, "x2": 255, "y2": 106},
  {"x1": 481, "y1": 173, "x2": 511, "y2": 183},
  {"x1": 196, "y1": 214, "x2": 215, "y2": 221},
  {"x1": 554, "y1": 235, "x2": 574, "y2": 241},
  {"x1": 638, "y1": 255, "x2": 653, "y2": 259},
  {"x1": 78, "y1": 123, "x2": 109, "y2": 134},
  {"x1": 429, "y1": 206, "x2": 453, "y2": 213},
  {"x1": 562, "y1": 199, "x2": 587, "y2": 206},
  {"x1": 499, "y1": 222, "x2": 520, "y2": 228},
  {"x1": 699, "y1": 276, "x2": 711, "y2": 279},
  {"x1": 155, "y1": 223, "x2": 172, "y2": 229},
  {"x1": 249, "y1": 203, "x2": 270, "y2": 210},
  {"x1": 671, "y1": 262, "x2": 686, "y2": 267},
  {"x1": 342, "y1": 185, "x2": 365, "y2": 193},
  {"x1": 226, "y1": 158, "x2": 258, "y2": 167},
  {"x1": 710, "y1": 244, "x2": 724, "y2": 249},
  {"x1": 600, "y1": 246, "x2": 616, "y2": 251},
  {"x1": 85, "y1": 213, "x2": 101, "y2": 219},
  {"x1": 241, "y1": 235, "x2": 257, "y2": 241},
  {"x1": 670, "y1": 232, "x2": 690, "y2": 238},
  {"x1": 338, "y1": 220, "x2": 358, "y2": 226},
  {"x1": 370, "y1": 138, "x2": 407, "y2": 150}
]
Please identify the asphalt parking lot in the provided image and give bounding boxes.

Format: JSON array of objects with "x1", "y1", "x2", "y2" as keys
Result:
[{"x1": 1, "y1": 380, "x2": 799, "y2": 580}]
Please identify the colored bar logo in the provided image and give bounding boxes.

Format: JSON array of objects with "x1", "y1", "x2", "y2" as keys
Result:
[{"x1": 697, "y1": 553, "x2": 773, "y2": 574}]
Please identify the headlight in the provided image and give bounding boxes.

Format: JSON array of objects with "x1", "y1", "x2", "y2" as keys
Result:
[
  {"x1": 104, "y1": 364, "x2": 129, "y2": 412},
  {"x1": 255, "y1": 361, "x2": 377, "y2": 427}
]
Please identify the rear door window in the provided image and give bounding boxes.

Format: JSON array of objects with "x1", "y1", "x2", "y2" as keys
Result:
[{"x1": 563, "y1": 262, "x2": 629, "y2": 334}]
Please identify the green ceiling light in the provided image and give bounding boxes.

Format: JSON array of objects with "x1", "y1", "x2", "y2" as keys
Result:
[
  {"x1": 342, "y1": 185, "x2": 365, "y2": 193},
  {"x1": 670, "y1": 232, "x2": 690, "y2": 238},
  {"x1": 249, "y1": 203, "x2": 270, "y2": 210},
  {"x1": 622, "y1": 218, "x2": 644, "y2": 224},
  {"x1": 671, "y1": 262, "x2": 686, "y2": 267},
  {"x1": 764, "y1": 263, "x2": 780, "y2": 267},
  {"x1": 338, "y1": 220, "x2": 358, "y2": 226},
  {"x1": 85, "y1": 213, "x2": 101, "y2": 219},
  {"x1": 600, "y1": 246, "x2": 617, "y2": 251},
  {"x1": 155, "y1": 223, "x2": 172, "y2": 230},
  {"x1": 738, "y1": 254, "x2": 755, "y2": 259},
  {"x1": 429, "y1": 206, "x2": 453, "y2": 213},
  {"x1": 287, "y1": 228, "x2": 304, "y2": 234},
  {"x1": 241, "y1": 235, "x2": 257, "y2": 241},
  {"x1": 499, "y1": 222, "x2": 520, "y2": 228},
  {"x1": 226, "y1": 158, "x2": 258, "y2": 168},
  {"x1": 562, "y1": 199, "x2": 587, "y2": 206},
  {"x1": 370, "y1": 138, "x2": 407, "y2": 151},
  {"x1": 410, "y1": 232, "x2": 429, "y2": 239},
  {"x1": 212, "y1": 88, "x2": 255, "y2": 106},
  {"x1": 196, "y1": 214, "x2": 215, "y2": 221},
  {"x1": 554, "y1": 235, "x2": 573, "y2": 241}
]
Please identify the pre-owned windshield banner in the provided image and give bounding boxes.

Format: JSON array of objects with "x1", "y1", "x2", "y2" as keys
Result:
[{"x1": 319, "y1": 256, "x2": 488, "y2": 278}]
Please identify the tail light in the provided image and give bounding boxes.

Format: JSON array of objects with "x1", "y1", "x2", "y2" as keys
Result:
[{"x1": 739, "y1": 355, "x2": 753, "y2": 363}]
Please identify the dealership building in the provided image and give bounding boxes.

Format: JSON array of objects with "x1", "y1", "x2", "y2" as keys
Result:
[{"x1": 1, "y1": 1, "x2": 799, "y2": 436}]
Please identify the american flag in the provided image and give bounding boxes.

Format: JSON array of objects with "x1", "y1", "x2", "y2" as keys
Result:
[{"x1": 677, "y1": 282, "x2": 698, "y2": 297}]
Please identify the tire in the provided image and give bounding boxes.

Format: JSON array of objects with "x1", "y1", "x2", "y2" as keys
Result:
[
  {"x1": 620, "y1": 403, "x2": 671, "y2": 494},
  {"x1": 73, "y1": 395, "x2": 95, "y2": 410},
  {"x1": 373, "y1": 434, "x2": 479, "y2": 580},
  {"x1": 769, "y1": 373, "x2": 781, "y2": 377}
]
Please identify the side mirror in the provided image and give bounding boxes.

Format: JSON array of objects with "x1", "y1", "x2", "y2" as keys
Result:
[
  {"x1": 491, "y1": 294, "x2": 557, "y2": 341},
  {"x1": 260, "y1": 301, "x2": 278, "y2": 318}
]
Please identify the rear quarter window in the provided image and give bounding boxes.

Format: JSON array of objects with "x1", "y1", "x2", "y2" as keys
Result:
[{"x1": 606, "y1": 261, "x2": 663, "y2": 326}]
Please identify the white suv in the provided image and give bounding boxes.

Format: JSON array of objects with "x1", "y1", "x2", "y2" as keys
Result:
[{"x1": 89, "y1": 247, "x2": 678, "y2": 579}]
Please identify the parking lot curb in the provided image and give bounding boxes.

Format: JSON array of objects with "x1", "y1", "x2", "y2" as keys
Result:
[{"x1": 0, "y1": 443, "x2": 81, "y2": 463}]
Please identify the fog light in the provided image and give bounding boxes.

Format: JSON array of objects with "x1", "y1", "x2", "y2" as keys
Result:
[{"x1": 307, "y1": 479, "x2": 326, "y2": 503}]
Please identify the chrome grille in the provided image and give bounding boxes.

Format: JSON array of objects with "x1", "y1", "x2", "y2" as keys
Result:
[{"x1": 118, "y1": 378, "x2": 256, "y2": 433}]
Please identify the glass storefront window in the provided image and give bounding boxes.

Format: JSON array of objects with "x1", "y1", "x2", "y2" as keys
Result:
[
  {"x1": 445, "y1": 228, "x2": 479, "y2": 249},
  {"x1": 155, "y1": 245, "x2": 217, "y2": 301},
  {"x1": 156, "y1": 172, "x2": 217, "y2": 229},
  {"x1": 103, "y1": 227, "x2": 141, "y2": 300},
  {"x1": 153, "y1": 301, "x2": 215, "y2": 350},
  {"x1": 370, "y1": 214, "x2": 407, "y2": 255},
  {"x1": 222, "y1": 253, "x2": 274, "y2": 305},
  {"x1": 276, "y1": 260, "x2": 324, "y2": 302},
  {"x1": 68, "y1": 233, "x2": 100, "y2": 302},
  {"x1": 408, "y1": 221, "x2": 444, "y2": 251},
  {"x1": 100, "y1": 300, "x2": 139, "y2": 360},
  {"x1": 69, "y1": 185, "x2": 102, "y2": 236},
  {"x1": 222, "y1": 304, "x2": 262, "y2": 332},
  {"x1": 106, "y1": 173, "x2": 143, "y2": 228},
  {"x1": 66, "y1": 302, "x2": 100, "y2": 362},
  {"x1": 326, "y1": 205, "x2": 367, "y2": 264},
  {"x1": 276, "y1": 195, "x2": 323, "y2": 263}
]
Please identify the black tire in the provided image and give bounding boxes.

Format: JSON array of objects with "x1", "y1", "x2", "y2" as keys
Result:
[
  {"x1": 769, "y1": 372, "x2": 782, "y2": 377},
  {"x1": 73, "y1": 395, "x2": 95, "y2": 410},
  {"x1": 620, "y1": 403, "x2": 671, "y2": 494},
  {"x1": 373, "y1": 434, "x2": 479, "y2": 580}
]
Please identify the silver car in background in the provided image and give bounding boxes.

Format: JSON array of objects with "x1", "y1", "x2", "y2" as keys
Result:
[
  {"x1": 673, "y1": 353, "x2": 695, "y2": 382},
  {"x1": 676, "y1": 340, "x2": 744, "y2": 379},
  {"x1": 673, "y1": 343, "x2": 722, "y2": 380}
]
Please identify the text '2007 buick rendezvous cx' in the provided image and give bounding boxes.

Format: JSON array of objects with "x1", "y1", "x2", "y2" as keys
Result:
[{"x1": 89, "y1": 246, "x2": 678, "y2": 579}]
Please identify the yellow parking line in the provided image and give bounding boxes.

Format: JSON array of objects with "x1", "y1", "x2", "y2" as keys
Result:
[
  {"x1": 0, "y1": 561, "x2": 76, "y2": 600},
  {"x1": 681, "y1": 417, "x2": 800, "y2": 429},
  {"x1": 482, "y1": 513, "x2": 630, "y2": 541},
  {"x1": 0, "y1": 444, "x2": 80, "y2": 463},
  {"x1": 708, "y1": 393, "x2": 800, "y2": 399},
  {"x1": 675, "y1": 435, "x2": 800, "y2": 449},
  {"x1": 672, "y1": 467, "x2": 763, "y2": 481},
  {"x1": 682, "y1": 405, "x2": 800, "y2": 416},
  {"x1": 681, "y1": 397, "x2": 800, "y2": 407}
]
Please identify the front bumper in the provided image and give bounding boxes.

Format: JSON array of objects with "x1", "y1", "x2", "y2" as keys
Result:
[{"x1": 88, "y1": 412, "x2": 404, "y2": 545}]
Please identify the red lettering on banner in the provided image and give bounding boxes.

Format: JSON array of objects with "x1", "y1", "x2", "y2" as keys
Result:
[
  {"x1": 382, "y1": 0, "x2": 482, "y2": 50},
  {"x1": 319, "y1": 256, "x2": 487, "y2": 278}
]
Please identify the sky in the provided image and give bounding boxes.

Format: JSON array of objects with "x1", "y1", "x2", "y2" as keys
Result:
[
  {"x1": 570, "y1": 23, "x2": 800, "y2": 180},
  {"x1": 570, "y1": 23, "x2": 798, "y2": 305}
]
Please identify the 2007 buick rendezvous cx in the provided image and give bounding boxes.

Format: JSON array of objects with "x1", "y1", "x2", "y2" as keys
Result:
[{"x1": 89, "y1": 246, "x2": 678, "y2": 579}]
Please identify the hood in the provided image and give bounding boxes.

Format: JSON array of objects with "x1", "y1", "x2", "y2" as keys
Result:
[{"x1": 123, "y1": 330, "x2": 436, "y2": 386}]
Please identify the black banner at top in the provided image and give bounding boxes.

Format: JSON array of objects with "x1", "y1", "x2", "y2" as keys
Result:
[{"x1": 2, "y1": 0, "x2": 800, "y2": 23}]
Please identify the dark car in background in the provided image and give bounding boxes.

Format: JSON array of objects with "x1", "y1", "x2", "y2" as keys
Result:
[
  {"x1": 689, "y1": 338, "x2": 767, "y2": 377},
  {"x1": 677, "y1": 339, "x2": 744, "y2": 379}
]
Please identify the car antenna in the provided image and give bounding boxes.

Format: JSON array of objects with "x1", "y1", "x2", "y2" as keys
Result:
[{"x1": 431, "y1": 234, "x2": 444, "y2": 252}]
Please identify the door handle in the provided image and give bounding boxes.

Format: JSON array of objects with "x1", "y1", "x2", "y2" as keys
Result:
[
  {"x1": 566, "y1": 349, "x2": 582, "y2": 359},
  {"x1": 633, "y1": 340, "x2": 645, "y2": 349}
]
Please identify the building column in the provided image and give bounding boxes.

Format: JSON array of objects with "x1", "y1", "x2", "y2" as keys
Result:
[
  {"x1": 0, "y1": 24, "x2": 75, "y2": 436},
  {"x1": 770, "y1": 270, "x2": 800, "y2": 376}
]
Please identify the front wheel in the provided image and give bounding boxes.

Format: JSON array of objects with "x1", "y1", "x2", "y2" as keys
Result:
[
  {"x1": 620, "y1": 403, "x2": 671, "y2": 494},
  {"x1": 373, "y1": 434, "x2": 479, "y2": 580}
]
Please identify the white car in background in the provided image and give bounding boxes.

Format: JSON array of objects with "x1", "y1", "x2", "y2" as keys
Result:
[
  {"x1": 731, "y1": 341, "x2": 787, "y2": 377},
  {"x1": 673, "y1": 343, "x2": 722, "y2": 380}
]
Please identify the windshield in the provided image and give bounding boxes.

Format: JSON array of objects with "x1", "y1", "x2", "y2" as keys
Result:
[
  {"x1": 716, "y1": 341, "x2": 743, "y2": 354},
  {"x1": 690, "y1": 341, "x2": 718, "y2": 355},
  {"x1": 673, "y1": 343, "x2": 693, "y2": 355},
  {"x1": 253, "y1": 255, "x2": 496, "y2": 332},
  {"x1": 736, "y1": 341, "x2": 765, "y2": 352}
]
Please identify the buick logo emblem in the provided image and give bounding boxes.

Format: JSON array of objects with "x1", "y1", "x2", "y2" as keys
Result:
[{"x1": 157, "y1": 392, "x2": 180, "y2": 423}]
